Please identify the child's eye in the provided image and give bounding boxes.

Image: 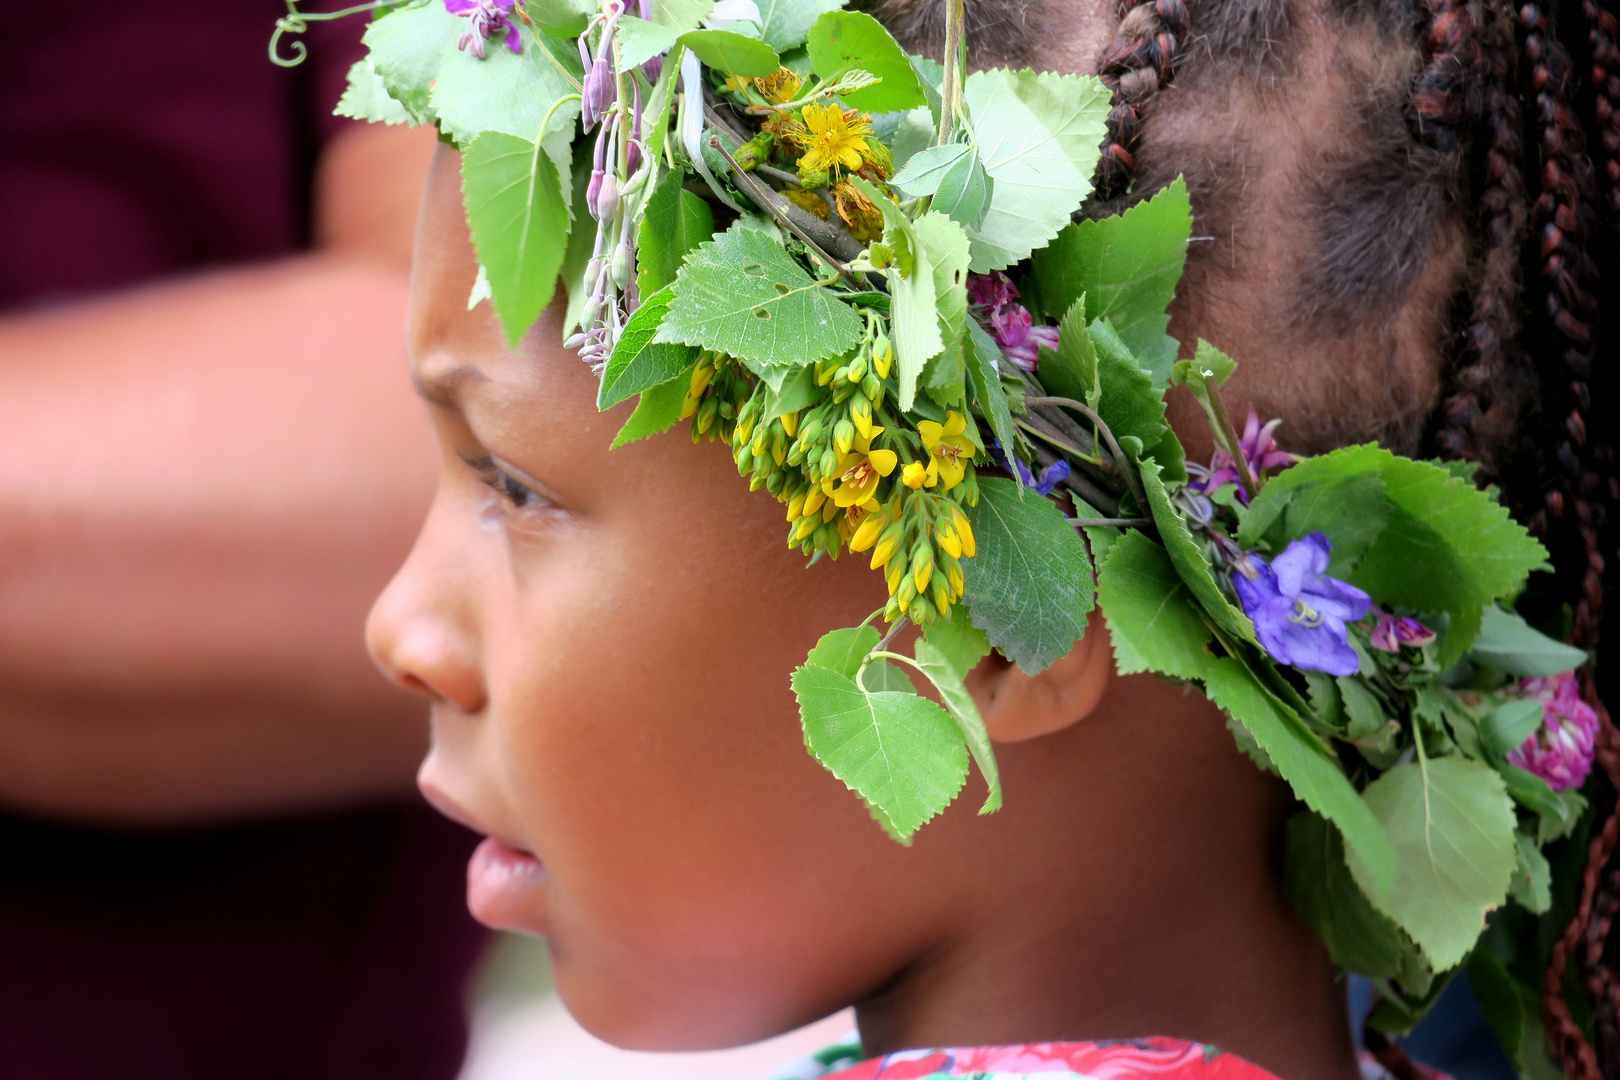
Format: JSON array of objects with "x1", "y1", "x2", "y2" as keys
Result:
[{"x1": 461, "y1": 454, "x2": 553, "y2": 511}]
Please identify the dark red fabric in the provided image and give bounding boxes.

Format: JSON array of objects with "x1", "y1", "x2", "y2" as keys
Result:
[{"x1": 0, "y1": 2, "x2": 489, "y2": 1076}]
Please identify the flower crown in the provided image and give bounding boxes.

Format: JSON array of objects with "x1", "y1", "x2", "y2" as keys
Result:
[{"x1": 277, "y1": 0, "x2": 1594, "y2": 1057}]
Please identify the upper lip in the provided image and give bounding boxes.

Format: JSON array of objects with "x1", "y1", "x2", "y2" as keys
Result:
[{"x1": 417, "y1": 777, "x2": 536, "y2": 856}]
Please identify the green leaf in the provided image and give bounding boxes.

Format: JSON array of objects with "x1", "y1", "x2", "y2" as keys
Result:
[
  {"x1": 1095, "y1": 530, "x2": 1215, "y2": 680},
  {"x1": 1138, "y1": 459, "x2": 1255, "y2": 645},
  {"x1": 336, "y1": 60, "x2": 413, "y2": 125},
  {"x1": 1240, "y1": 472, "x2": 1390, "y2": 575},
  {"x1": 1469, "y1": 606, "x2": 1587, "y2": 678},
  {"x1": 432, "y1": 30, "x2": 582, "y2": 146},
  {"x1": 1337, "y1": 676, "x2": 1389, "y2": 740},
  {"x1": 961, "y1": 478, "x2": 1095, "y2": 673},
  {"x1": 888, "y1": 248, "x2": 942, "y2": 412},
  {"x1": 1241, "y1": 445, "x2": 1547, "y2": 617},
  {"x1": 1202, "y1": 657, "x2": 1396, "y2": 898},
  {"x1": 962, "y1": 68, "x2": 1111, "y2": 272},
  {"x1": 1494, "y1": 759, "x2": 1570, "y2": 824},
  {"x1": 638, "y1": 169, "x2": 716, "y2": 295},
  {"x1": 598, "y1": 285, "x2": 700, "y2": 409},
  {"x1": 1510, "y1": 831, "x2": 1552, "y2": 914},
  {"x1": 805, "y1": 11, "x2": 926, "y2": 112},
  {"x1": 609, "y1": 375, "x2": 689, "y2": 448},
  {"x1": 1480, "y1": 699, "x2": 1545, "y2": 757},
  {"x1": 1435, "y1": 604, "x2": 1483, "y2": 670},
  {"x1": 1037, "y1": 299, "x2": 1098, "y2": 408},
  {"x1": 655, "y1": 222, "x2": 864, "y2": 367},
  {"x1": 793, "y1": 662, "x2": 968, "y2": 842},
  {"x1": 889, "y1": 143, "x2": 972, "y2": 197},
  {"x1": 1283, "y1": 812, "x2": 1425, "y2": 979},
  {"x1": 911, "y1": 211, "x2": 972, "y2": 403},
  {"x1": 1468, "y1": 948, "x2": 1569, "y2": 1080},
  {"x1": 680, "y1": 28, "x2": 781, "y2": 76},
  {"x1": 1350, "y1": 755, "x2": 1517, "y2": 970},
  {"x1": 641, "y1": 42, "x2": 684, "y2": 165},
  {"x1": 462, "y1": 131, "x2": 571, "y2": 347},
  {"x1": 806, "y1": 625, "x2": 881, "y2": 678},
  {"x1": 891, "y1": 144, "x2": 992, "y2": 229},
  {"x1": 1031, "y1": 179, "x2": 1192, "y2": 386},
  {"x1": 647, "y1": 0, "x2": 713, "y2": 31},
  {"x1": 912, "y1": 639, "x2": 1001, "y2": 813},
  {"x1": 764, "y1": 364, "x2": 819, "y2": 421},
  {"x1": 964, "y1": 323, "x2": 1017, "y2": 468},
  {"x1": 617, "y1": 15, "x2": 683, "y2": 69},
  {"x1": 1084, "y1": 316, "x2": 1185, "y2": 480},
  {"x1": 525, "y1": 0, "x2": 596, "y2": 36},
  {"x1": 922, "y1": 603, "x2": 992, "y2": 677},
  {"x1": 757, "y1": 0, "x2": 848, "y2": 52},
  {"x1": 559, "y1": 139, "x2": 597, "y2": 335},
  {"x1": 876, "y1": 105, "x2": 937, "y2": 173},
  {"x1": 364, "y1": 2, "x2": 461, "y2": 124}
]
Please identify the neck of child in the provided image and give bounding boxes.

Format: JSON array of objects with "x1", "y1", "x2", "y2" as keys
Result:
[{"x1": 852, "y1": 672, "x2": 1360, "y2": 1080}]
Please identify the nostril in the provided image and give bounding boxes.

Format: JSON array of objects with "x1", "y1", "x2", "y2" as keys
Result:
[{"x1": 395, "y1": 671, "x2": 437, "y2": 698}]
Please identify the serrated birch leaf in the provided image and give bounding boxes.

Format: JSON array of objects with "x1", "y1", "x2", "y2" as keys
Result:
[
  {"x1": 793, "y1": 663, "x2": 968, "y2": 842},
  {"x1": 654, "y1": 223, "x2": 862, "y2": 366},
  {"x1": 649, "y1": 0, "x2": 714, "y2": 31},
  {"x1": 912, "y1": 639, "x2": 1001, "y2": 813},
  {"x1": 1031, "y1": 178, "x2": 1191, "y2": 384},
  {"x1": 757, "y1": 0, "x2": 847, "y2": 51},
  {"x1": 432, "y1": 30, "x2": 581, "y2": 146},
  {"x1": 806, "y1": 11, "x2": 926, "y2": 112},
  {"x1": 599, "y1": 285, "x2": 700, "y2": 408},
  {"x1": 888, "y1": 250, "x2": 942, "y2": 412},
  {"x1": 805, "y1": 625, "x2": 881, "y2": 678},
  {"x1": 462, "y1": 132, "x2": 571, "y2": 346},
  {"x1": 680, "y1": 28, "x2": 780, "y2": 76},
  {"x1": 1348, "y1": 755, "x2": 1516, "y2": 969},
  {"x1": 1138, "y1": 459, "x2": 1254, "y2": 644},
  {"x1": 962, "y1": 68, "x2": 1110, "y2": 272},
  {"x1": 890, "y1": 144, "x2": 972, "y2": 198},
  {"x1": 336, "y1": 60, "x2": 413, "y2": 125},
  {"x1": 1095, "y1": 530, "x2": 1214, "y2": 680},
  {"x1": 1202, "y1": 657, "x2": 1396, "y2": 899},
  {"x1": 964, "y1": 322, "x2": 1016, "y2": 472},
  {"x1": 609, "y1": 376, "x2": 688, "y2": 447},
  {"x1": 638, "y1": 169, "x2": 716, "y2": 294},
  {"x1": 922, "y1": 603, "x2": 991, "y2": 677},
  {"x1": 1284, "y1": 812, "x2": 1422, "y2": 980},
  {"x1": 1511, "y1": 831, "x2": 1552, "y2": 914},
  {"x1": 559, "y1": 138, "x2": 597, "y2": 335},
  {"x1": 617, "y1": 15, "x2": 683, "y2": 68},
  {"x1": 913, "y1": 210, "x2": 972, "y2": 348},
  {"x1": 961, "y1": 478, "x2": 1094, "y2": 673},
  {"x1": 364, "y1": 2, "x2": 460, "y2": 124}
]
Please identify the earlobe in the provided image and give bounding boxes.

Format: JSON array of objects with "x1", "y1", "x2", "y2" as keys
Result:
[{"x1": 967, "y1": 610, "x2": 1113, "y2": 743}]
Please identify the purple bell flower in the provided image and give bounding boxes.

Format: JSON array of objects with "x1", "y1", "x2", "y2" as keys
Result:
[
  {"x1": 987, "y1": 441, "x2": 1069, "y2": 496},
  {"x1": 1192, "y1": 408, "x2": 1298, "y2": 503},
  {"x1": 1506, "y1": 671, "x2": 1599, "y2": 792},
  {"x1": 445, "y1": 0, "x2": 522, "y2": 58},
  {"x1": 1231, "y1": 532, "x2": 1371, "y2": 676}
]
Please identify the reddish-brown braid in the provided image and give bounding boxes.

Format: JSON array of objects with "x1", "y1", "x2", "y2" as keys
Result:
[
  {"x1": 1093, "y1": 0, "x2": 1192, "y2": 198},
  {"x1": 1584, "y1": 0, "x2": 1620, "y2": 215}
]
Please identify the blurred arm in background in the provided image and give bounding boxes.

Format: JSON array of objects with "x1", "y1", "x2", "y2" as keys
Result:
[{"x1": 0, "y1": 121, "x2": 442, "y2": 826}]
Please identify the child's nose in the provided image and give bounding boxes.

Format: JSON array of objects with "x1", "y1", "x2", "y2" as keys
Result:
[{"x1": 365, "y1": 517, "x2": 486, "y2": 714}]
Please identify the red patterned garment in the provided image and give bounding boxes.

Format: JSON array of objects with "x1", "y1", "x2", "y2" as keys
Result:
[{"x1": 773, "y1": 1037, "x2": 1289, "y2": 1080}]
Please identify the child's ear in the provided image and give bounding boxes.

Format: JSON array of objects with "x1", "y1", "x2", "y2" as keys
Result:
[{"x1": 965, "y1": 610, "x2": 1112, "y2": 743}]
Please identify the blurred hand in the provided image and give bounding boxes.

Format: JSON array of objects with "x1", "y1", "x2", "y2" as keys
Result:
[{"x1": 0, "y1": 122, "x2": 443, "y2": 826}]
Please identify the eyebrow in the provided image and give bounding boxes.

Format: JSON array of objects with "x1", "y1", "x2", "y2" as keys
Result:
[{"x1": 412, "y1": 364, "x2": 488, "y2": 408}]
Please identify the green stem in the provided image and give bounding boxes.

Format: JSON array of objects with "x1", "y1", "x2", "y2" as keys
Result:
[
  {"x1": 270, "y1": 0, "x2": 405, "y2": 66},
  {"x1": 539, "y1": 93, "x2": 583, "y2": 141},
  {"x1": 936, "y1": 0, "x2": 966, "y2": 145}
]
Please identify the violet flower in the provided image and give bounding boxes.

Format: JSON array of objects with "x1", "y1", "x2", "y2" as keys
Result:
[
  {"x1": 1368, "y1": 608, "x2": 1435, "y2": 652},
  {"x1": 968, "y1": 271, "x2": 1058, "y2": 372},
  {"x1": 1193, "y1": 408, "x2": 1297, "y2": 503},
  {"x1": 1506, "y1": 672, "x2": 1598, "y2": 792},
  {"x1": 446, "y1": 0, "x2": 522, "y2": 58},
  {"x1": 988, "y1": 441, "x2": 1069, "y2": 496},
  {"x1": 1231, "y1": 532, "x2": 1371, "y2": 676}
]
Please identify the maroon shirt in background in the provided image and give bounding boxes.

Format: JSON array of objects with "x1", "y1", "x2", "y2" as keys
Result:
[{"x1": 0, "y1": 1, "x2": 489, "y2": 1077}]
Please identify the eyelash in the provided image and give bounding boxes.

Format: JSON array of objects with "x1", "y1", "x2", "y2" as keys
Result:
[{"x1": 462, "y1": 454, "x2": 551, "y2": 510}]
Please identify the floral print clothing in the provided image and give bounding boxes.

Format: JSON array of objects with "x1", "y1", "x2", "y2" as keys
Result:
[{"x1": 768, "y1": 1036, "x2": 1290, "y2": 1080}]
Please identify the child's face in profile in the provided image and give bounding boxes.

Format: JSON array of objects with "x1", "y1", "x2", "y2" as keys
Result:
[{"x1": 369, "y1": 149, "x2": 999, "y2": 1050}]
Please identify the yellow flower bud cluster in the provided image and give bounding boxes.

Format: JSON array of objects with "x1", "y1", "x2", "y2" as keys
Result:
[
  {"x1": 851, "y1": 489, "x2": 975, "y2": 626},
  {"x1": 686, "y1": 324, "x2": 981, "y2": 625}
]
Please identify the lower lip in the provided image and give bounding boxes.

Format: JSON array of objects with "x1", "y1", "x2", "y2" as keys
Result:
[{"x1": 466, "y1": 836, "x2": 549, "y2": 932}]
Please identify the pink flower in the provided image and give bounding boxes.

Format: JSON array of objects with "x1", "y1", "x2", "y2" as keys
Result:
[
  {"x1": 967, "y1": 271, "x2": 1058, "y2": 372},
  {"x1": 1369, "y1": 609, "x2": 1435, "y2": 652},
  {"x1": 445, "y1": 0, "x2": 522, "y2": 57},
  {"x1": 1506, "y1": 671, "x2": 1599, "y2": 792},
  {"x1": 1193, "y1": 408, "x2": 1298, "y2": 502}
]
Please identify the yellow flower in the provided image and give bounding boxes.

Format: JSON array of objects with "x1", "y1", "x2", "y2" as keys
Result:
[
  {"x1": 850, "y1": 396, "x2": 876, "y2": 440},
  {"x1": 917, "y1": 411, "x2": 974, "y2": 491},
  {"x1": 950, "y1": 504, "x2": 975, "y2": 557},
  {"x1": 901, "y1": 461, "x2": 928, "y2": 489},
  {"x1": 832, "y1": 181, "x2": 885, "y2": 244},
  {"x1": 860, "y1": 137, "x2": 893, "y2": 179},
  {"x1": 848, "y1": 501, "x2": 890, "y2": 552},
  {"x1": 721, "y1": 75, "x2": 753, "y2": 94},
  {"x1": 822, "y1": 428, "x2": 897, "y2": 507},
  {"x1": 783, "y1": 187, "x2": 831, "y2": 220},
  {"x1": 797, "y1": 102, "x2": 871, "y2": 175},
  {"x1": 755, "y1": 67, "x2": 803, "y2": 104}
]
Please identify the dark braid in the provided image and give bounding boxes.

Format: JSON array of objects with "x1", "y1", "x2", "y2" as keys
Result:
[
  {"x1": 1582, "y1": 0, "x2": 1620, "y2": 216},
  {"x1": 1093, "y1": 0, "x2": 1192, "y2": 198}
]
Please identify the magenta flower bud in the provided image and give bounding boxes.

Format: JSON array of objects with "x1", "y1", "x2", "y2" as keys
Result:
[
  {"x1": 594, "y1": 172, "x2": 619, "y2": 221},
  {"x1": 582, "y1": 57, "x2": 616, "y2": 128},
  {"x1": 1369, "y1": 609, "x2": 1436, "y2": 652},
  {"x1": 1506, "y1": 672, "x2": 1599, "y2": 792},
  {"x1": 563, "y1": 332, "x2": 588, "y2": 350},
  {"x1": 586, "y1": 167, "x2": 605, "y2": 217}
]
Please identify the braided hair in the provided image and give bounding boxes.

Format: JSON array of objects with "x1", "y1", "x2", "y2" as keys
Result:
[{"x1": 1090, "y1": 0, "x2": 1618, "y2": 1069}]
